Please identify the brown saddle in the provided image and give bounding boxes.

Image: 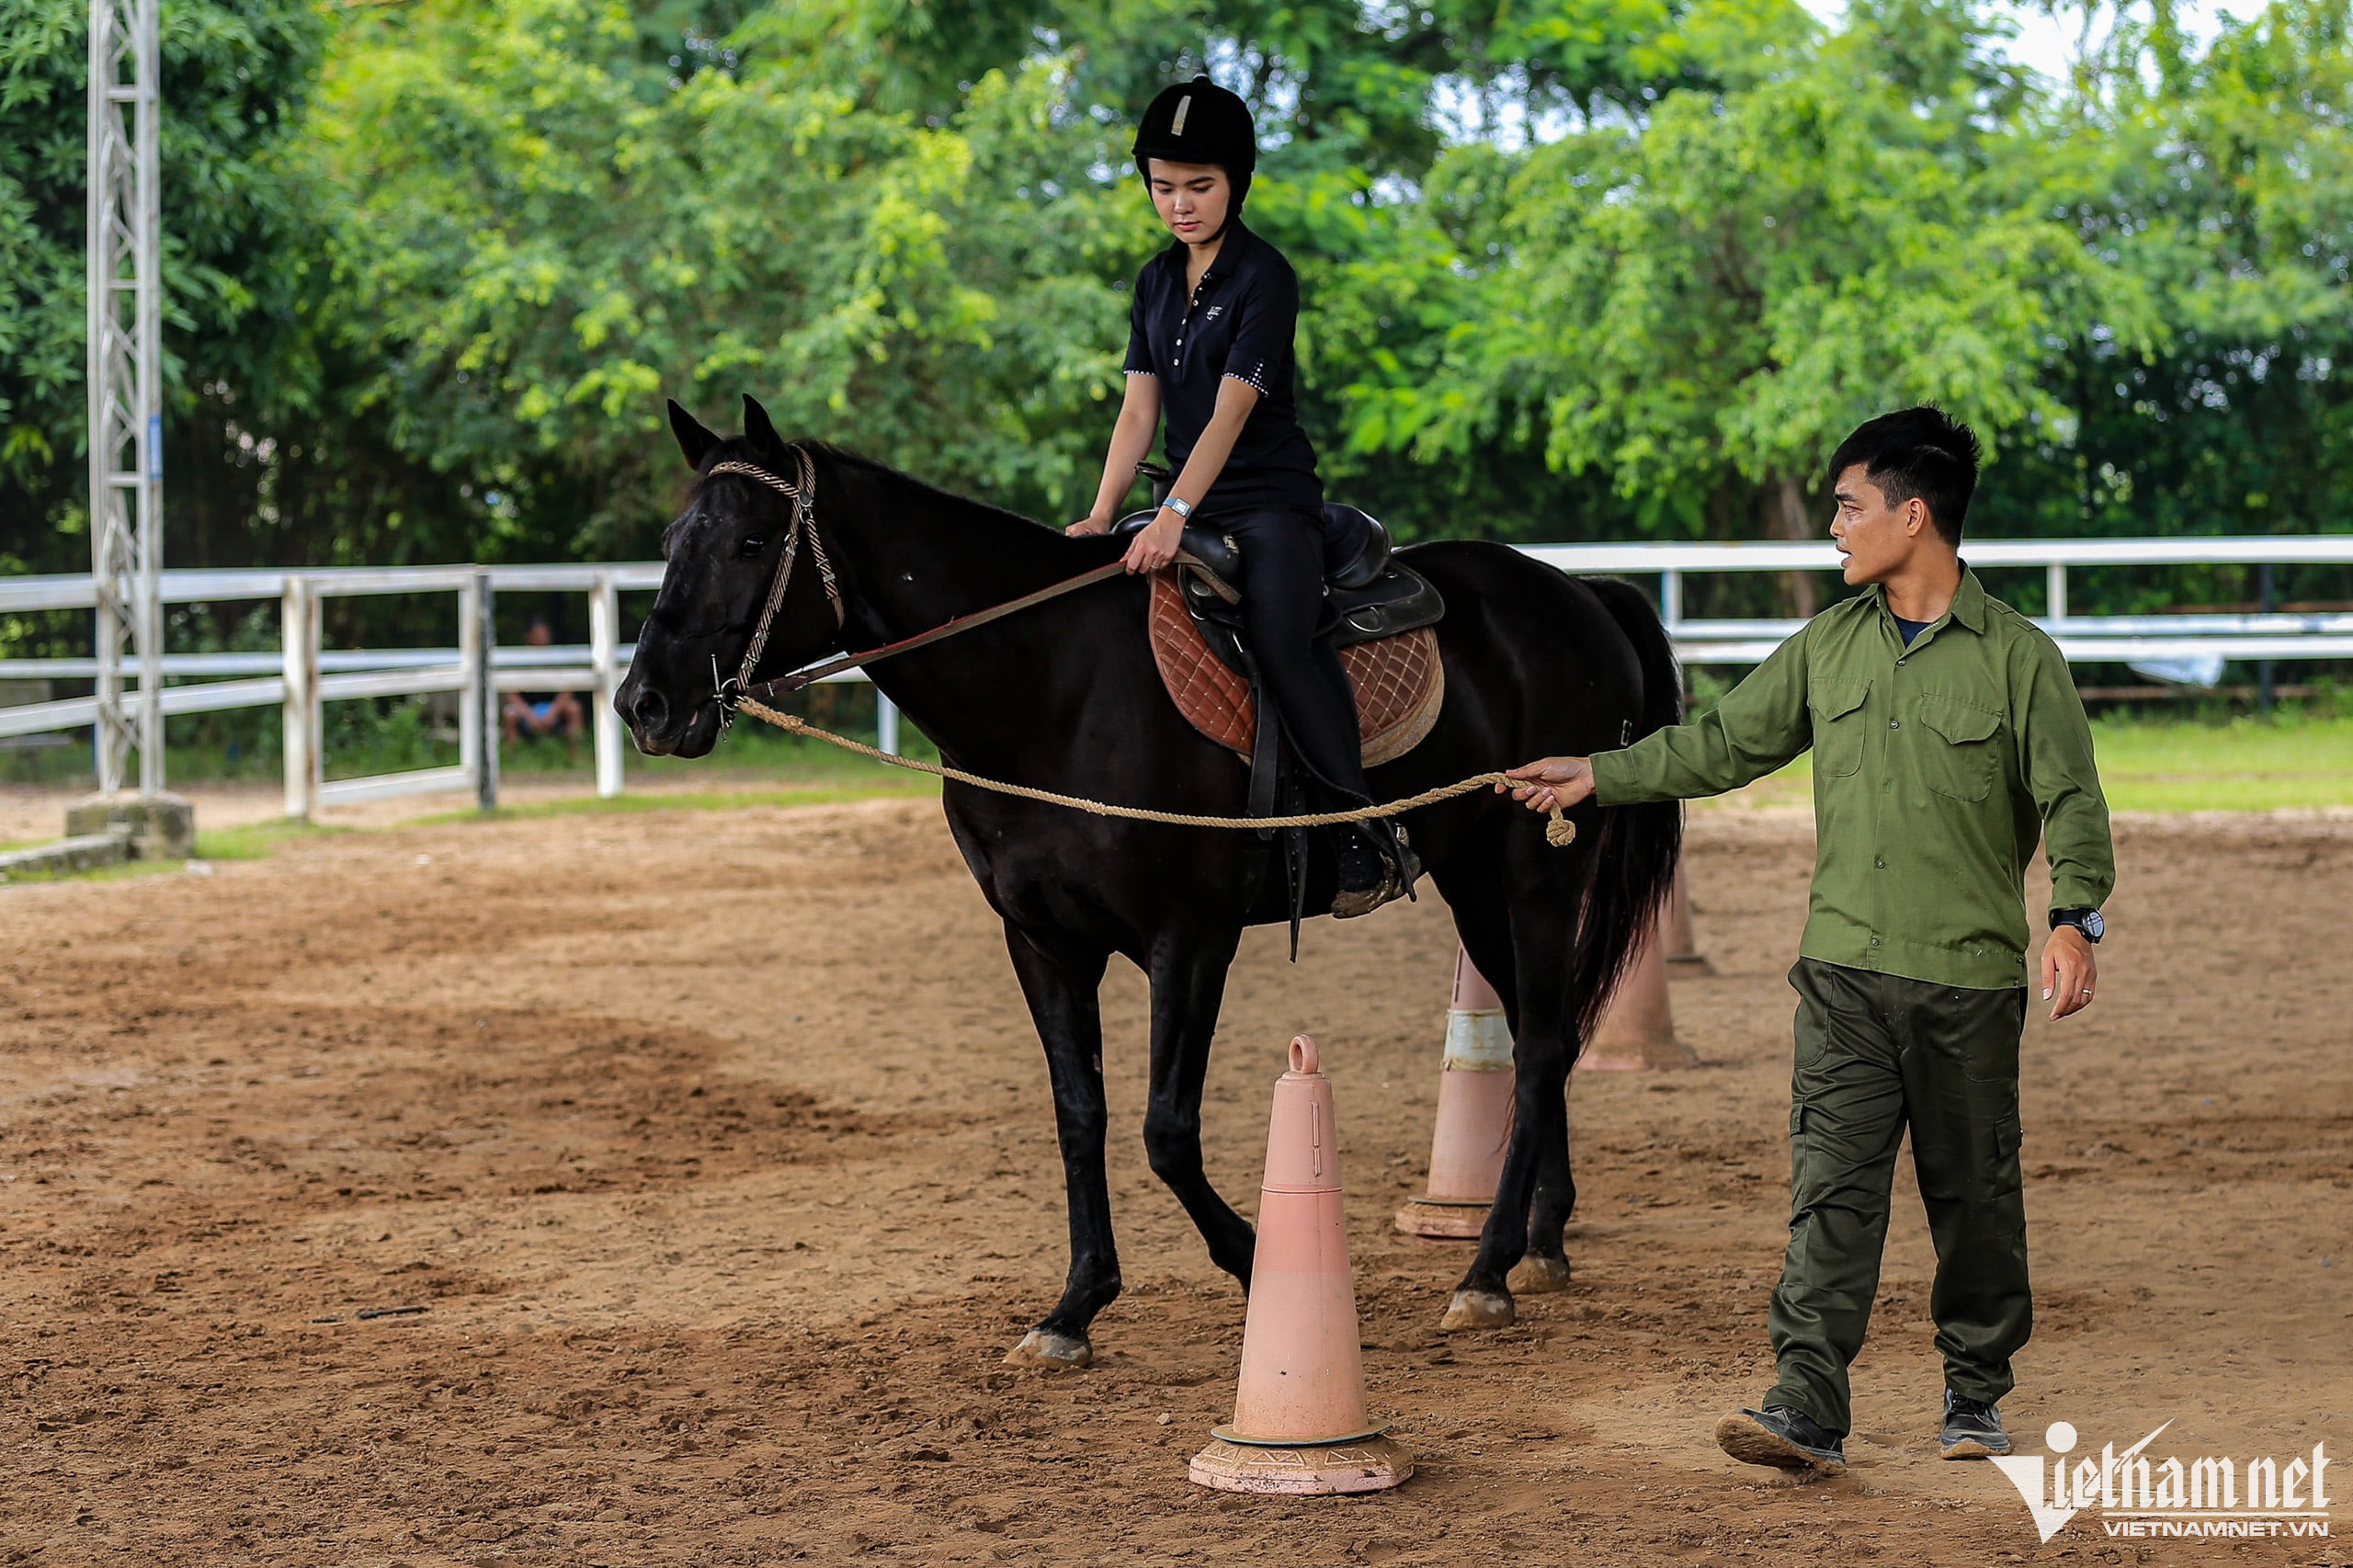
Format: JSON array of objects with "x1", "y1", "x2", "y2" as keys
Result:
[{"x1": 1148, "y1": 571, "x2": 1445, "y2": 766}]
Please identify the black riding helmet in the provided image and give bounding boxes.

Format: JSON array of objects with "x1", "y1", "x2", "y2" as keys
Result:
[{"x1": 1132, "y1": 74, "x2": 1257, "y2": 239}]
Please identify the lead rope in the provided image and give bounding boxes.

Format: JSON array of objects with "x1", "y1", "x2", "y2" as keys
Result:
[
  {"x1": 733, "y1": 696, "x2": 1578, "y2": 846},
  {"x1": 701, "y1": 448, "x2": 1574, "y2": 847}
]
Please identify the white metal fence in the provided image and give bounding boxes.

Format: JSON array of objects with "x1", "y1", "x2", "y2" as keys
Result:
[
  {"x1": 3, "y1": 535, "x2": 2348, "y2": 816},
  {"x1": 1524, "y1": 536, "x2": 2353, "y2": 665}
]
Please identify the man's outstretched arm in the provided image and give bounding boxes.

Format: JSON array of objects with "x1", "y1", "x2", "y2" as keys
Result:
[{"x1": 1503, "y1": 626, "x2": 1815, "y2": 813}]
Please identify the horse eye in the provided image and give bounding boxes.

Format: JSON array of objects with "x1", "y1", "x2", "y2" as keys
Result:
[{"x1": 739, "y1": 536, "x2": 768, "y2": 557}]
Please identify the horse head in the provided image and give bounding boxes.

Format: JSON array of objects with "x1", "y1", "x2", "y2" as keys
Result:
[{"x1": 616, "y1": 395, "x2": 846, "y2": 756}]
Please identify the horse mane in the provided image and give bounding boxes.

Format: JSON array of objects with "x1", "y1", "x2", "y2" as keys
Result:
[
  {"x1": 795, "y1": 439, "x2": 1084, "y2": 544},
  {"x1": 674, "y1": 432, "x2": 1120, "y2": 574}
]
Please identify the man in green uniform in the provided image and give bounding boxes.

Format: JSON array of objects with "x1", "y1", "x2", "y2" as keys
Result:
[{"x1": 1505, "y1": 406, "x2": 2115, "y2": 1474}]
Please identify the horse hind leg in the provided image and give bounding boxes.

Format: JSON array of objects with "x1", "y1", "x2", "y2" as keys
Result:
[
  {"x1": 1444, "y1": 894, "x2": 1576, "y2": 1332},
  {"x1": 1453, "y1": 901, "x2": 1576, "y2": 1297},
  {"x1": 1000, "y1": 924, "x2": 1120, "y2": 1370},
  {"x1": 1509, "y1": 1138, "x2": 1576, "y2": 1295}
]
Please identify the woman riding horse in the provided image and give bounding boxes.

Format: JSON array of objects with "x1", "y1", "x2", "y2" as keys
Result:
[
  {"x1": 1067, "y1": 75, "x2": 1416, "y2": 917},
  {"x1": 618, "y1": 85, "x2": 1686, "y2": 1362}
]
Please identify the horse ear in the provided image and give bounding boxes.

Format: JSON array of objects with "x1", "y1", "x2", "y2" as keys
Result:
[
  {"x1": 668, "y1": 399, "x2": 719, "y2": 471},
  {"x1": 742, "y1": 393, "x2": 784, "y2": 458}
]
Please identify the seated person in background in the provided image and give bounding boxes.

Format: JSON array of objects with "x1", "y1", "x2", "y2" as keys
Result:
[{"x1": 502, "y1": 616, "x2": 585, "y2": 755}]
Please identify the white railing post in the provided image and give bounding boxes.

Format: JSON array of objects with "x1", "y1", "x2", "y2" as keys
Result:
[
  {"x1": 280, "y1": 575, "x2": 320, "y2": 819},
  {"x1": 2047, "y1": 562, "x2": 2068, "y2": 625},
  {"x1": 1660, "y1": 568, "x2": 1684, "y2": 630},
  {"x1": 876, "y1": 689, "x2": 900, "y2": 756},
  {"x1": 473, "y1": 569, "x2": 499, "y2": 812},
  {"x1": 458, "y1": 574, "x2": 483, "y2": 793},
  {"x1": 590, "y1": 571, "x2": 624, "y2": 798}
]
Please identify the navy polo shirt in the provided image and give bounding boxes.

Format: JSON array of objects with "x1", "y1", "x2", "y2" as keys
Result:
[{"x1": 1123, "y1": 222, "x2": 1323, "y2": 517}]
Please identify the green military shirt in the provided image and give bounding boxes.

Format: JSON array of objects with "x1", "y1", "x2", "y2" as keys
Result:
[{"x1": 1591, "y1": 567, "x2": 2115, "y2": 990}]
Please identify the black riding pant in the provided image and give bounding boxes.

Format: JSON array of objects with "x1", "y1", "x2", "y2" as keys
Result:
[
  {"x1": 1215, "y1": 507, "x2": 1370, "y2": 802},
  {"x1": 1765, "y1": 959, "x2": 2033, "y2": 1436}
]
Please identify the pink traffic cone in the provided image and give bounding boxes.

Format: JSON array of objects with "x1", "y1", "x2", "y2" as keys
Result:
[
  {"x1": 1394, "y1": 948, "x2": 1514, "y2": 1240},
  {"x1": 1580, "y1": 917, "x2": 1699, "y2": 1071},
  {"x1": 1663, "y1": 866, "x2": 1713, "y2": 976},
  {"x1": 1191, "y1": 1035, "x2": 1412, "y2": 1495}
]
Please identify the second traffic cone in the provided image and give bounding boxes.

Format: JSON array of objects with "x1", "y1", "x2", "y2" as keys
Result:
[
  {"x1": 1394, "y1": 947, "x2": 1514, "y2": 1240},
  {"x1": 1191, "y1": 1035, "x2": 1412, "y2": 1495},
  {"x1": 1663, "y1": 865, "x2": 1713, "y2": 976},
  {"x1": 1579, "y1": 917, "x2": 1699, "y2": 1071}
]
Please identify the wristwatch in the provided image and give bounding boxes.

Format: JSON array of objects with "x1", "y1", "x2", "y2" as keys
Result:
[
  {"x1": 2050, "y1": 907, "x2": 2105, "y2": 943},
  {"x1": 1163, "y1": 496, "x2": 1195, "y2": 520}
]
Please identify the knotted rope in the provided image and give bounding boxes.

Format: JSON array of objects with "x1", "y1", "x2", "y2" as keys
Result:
[{"x1": 733, "y1": 696, "x2": 1578, "y2": 846}]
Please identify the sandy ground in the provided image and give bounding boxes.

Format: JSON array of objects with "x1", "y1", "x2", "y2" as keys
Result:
[
  {"x1": 0, "y1": 774, "x2": 791, "y2": 846},
  {"x1": 0, "y1": 791, "x2": 2347, "y2": 1567}
]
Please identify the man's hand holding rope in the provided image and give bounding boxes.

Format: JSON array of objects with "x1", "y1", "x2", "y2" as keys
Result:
[{"x1": 1500, "y1": 755, "x2": 1597, "y2": 814}]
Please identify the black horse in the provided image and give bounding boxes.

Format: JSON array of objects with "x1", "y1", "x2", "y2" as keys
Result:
[{"x1": 619, "y1": 396, "x2": 1682, "y2": 1366}]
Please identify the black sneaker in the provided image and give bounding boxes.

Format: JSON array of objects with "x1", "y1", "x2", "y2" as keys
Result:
[
  {"x1": 1940, "y1": 1391, "x2": 2011, "y2": 1459},
  {"x1": 1714, "y1": 1404, "x2": 1847, "y2": 1475}
]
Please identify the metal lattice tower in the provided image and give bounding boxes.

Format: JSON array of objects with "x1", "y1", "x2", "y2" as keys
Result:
[{"x1": 85, "y1": 0, "x2": 164, "y2": 797}]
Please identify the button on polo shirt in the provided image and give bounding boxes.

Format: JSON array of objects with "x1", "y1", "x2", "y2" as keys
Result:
[
  {"x1": 1589, "y1": 568, "x2": 2116, "y2": 990},
  {"x1": 1123, "y1": 222, "x2": 1322, "y2": 517}
]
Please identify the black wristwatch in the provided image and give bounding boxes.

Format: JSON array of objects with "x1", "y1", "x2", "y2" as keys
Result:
[{"x1": 2050, "y1": 907, "x2": 2105, "y2": 943}]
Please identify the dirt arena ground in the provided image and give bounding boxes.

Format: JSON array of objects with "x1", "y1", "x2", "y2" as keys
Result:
[{"x1": 1, "y1": 789, "x2": 2347, "y2": 1566}]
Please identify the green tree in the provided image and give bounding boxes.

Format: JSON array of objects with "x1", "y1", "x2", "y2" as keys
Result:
[
  {"x1": 1983, "y1": 0, "x2": 2353, "y2": 551},
  {"x1": 0, "y1": 0, "x2": 331, "y2": 577},
  {"x1": 5, "y1": 0, "x2": 2347, "y2": 629},
  {"x1": 1349, "y1": 0, "x2": 2156, "y2": 579}
]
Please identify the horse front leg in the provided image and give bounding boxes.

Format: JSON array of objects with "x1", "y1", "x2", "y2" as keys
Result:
[
  {"x1": 1444, "y1": 899, "x2": 1576, "y2": 1331},
  {"x1": 1000, "y1": 922, "x2": 1120, "y2": 1369},
  {"x1": 1138, "y1": 926, "x2": 1256, "y2": 1290}
]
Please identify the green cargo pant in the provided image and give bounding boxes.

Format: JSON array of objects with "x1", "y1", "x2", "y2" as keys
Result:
[{"x1": 1763, "y1": 959, "x2": 2033, "y2": 1436}]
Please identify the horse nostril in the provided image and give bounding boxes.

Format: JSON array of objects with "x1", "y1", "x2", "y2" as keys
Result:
[{"x1": 630, "y1": 683, "x2": 668, "y2": 733}]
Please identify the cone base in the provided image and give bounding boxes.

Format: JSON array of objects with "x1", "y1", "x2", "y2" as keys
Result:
[
  {"x1": 1392, "y1": 1197, "x2": 1489, "y2": 1239},
  {"x1": 1189, "y1": 1433, "x2": 1412, "y2": 1494}
]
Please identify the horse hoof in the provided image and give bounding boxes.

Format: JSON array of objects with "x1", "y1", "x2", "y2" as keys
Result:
[
  {"x1": 1439, "y1": 1288, "x2": 1515, "y2": 1332},
  {"x1": 1003, "y1": 1329, "x2": 1093, "y2": 1370},
  {"x1": 1506, "y1": 1254, "x2": 1573, "y2": 1294}
]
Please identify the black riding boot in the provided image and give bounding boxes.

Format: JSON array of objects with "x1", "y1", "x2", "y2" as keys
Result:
[
  {"x1": 1217, "y1": 507, "x2": 1416, "y2": 914},
  {"x1": 1331, "y1": 814, "x2": 1421, "y2": 919}
]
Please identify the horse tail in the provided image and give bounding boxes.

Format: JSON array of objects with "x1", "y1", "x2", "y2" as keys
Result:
[{"x1": 1567, "y1": 575, "x2": 1687, "y2": 1049}]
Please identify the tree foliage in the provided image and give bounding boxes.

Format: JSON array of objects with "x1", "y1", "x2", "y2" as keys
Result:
[{"x1": 1, "y1": 0, "x2": 2347, "y2": 599}]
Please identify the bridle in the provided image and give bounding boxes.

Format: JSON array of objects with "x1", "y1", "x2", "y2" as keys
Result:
[
  {"x1": 699, "y1": 446, "x2": 842, "y2": 716},
  {"x1": 697, "y1": 441, "x2": 1130, "y2": 721}
]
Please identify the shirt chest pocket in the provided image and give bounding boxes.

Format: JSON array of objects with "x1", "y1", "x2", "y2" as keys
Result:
[
  {"x1": 1808, "y1": 679, "x2": 1870, "y2": 778},
  {"x1": 1916, "y1": 696, "x2": 2004, "y2": 801}
]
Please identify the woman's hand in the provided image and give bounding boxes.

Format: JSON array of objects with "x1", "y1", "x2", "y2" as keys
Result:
[
  {"x1": 1121, "y1": 509, "x2": 1186, "y2": 574},
  {"x1": 1497, "y1": 756, "x2": 1596, "y2": 813},
  {"x1": 1066, "y1": 511, "x2": 1112, "y2": 537}
]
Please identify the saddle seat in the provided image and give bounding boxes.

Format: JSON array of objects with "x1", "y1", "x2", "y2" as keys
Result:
[{"x1": 1113, "y1": 504, "x2": 1446, "y2": 767}]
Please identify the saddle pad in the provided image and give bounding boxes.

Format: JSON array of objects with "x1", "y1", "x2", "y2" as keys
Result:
[{"x1": 1148, "y1": 571, "x2": 1445, "y2": 767}]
